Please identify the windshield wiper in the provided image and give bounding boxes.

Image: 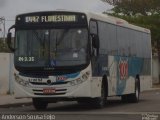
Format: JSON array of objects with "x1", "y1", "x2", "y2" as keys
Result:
[
  {"x1": 32, "y1": 30, "x2": 44, "y2": 45},
  {"x1": 56, "y1": 29, "x2": 68, "y2": 46},
  {"x1": 54, "y1": 30, "x2": 67, "y2": 57},
  {"x1": 32, "y1": 30, "x2": 47, "y2": 56}
]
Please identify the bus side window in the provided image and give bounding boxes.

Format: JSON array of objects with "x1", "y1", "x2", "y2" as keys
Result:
[{"x1": 89, "y1": 20, "x2": 98, "y2": 35}]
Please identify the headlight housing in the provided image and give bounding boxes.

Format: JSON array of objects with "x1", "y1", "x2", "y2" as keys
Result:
[
  {"x1": 14, "y1": 74, "x2": 29, "y2": 87},
  {"x1": 70, "y1": 71, "x2": 90, "y2": 86}
]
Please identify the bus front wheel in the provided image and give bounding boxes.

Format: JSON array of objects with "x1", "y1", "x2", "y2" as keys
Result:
[
  {"x1": 92, "y1": 80, "x2": 107, "y2": 108},
  {"x1": 32, "y1": 98, "x2": 48, "y2": 110}
]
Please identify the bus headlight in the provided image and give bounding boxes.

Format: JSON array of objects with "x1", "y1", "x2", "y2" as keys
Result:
[
  {"x1": 14, "y1": 74, "x2": 29, "y2": 87},
  {"x1": 70, "y1": 71, "x2": 90, "y2": 86}
]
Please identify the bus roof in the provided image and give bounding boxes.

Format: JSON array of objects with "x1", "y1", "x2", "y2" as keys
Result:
[
  {"x1": 86, "y1": 12, "x2": 150, "y2": 34},
  {"x1": 16, "y1": 10, "x2": 150, "y2": 34}
]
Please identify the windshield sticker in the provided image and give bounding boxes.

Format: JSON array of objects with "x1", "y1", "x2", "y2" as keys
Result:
[
  {"x1": 73, "y1": 53, "x2": 78, "y2": 58},
  {"x1": 77, "y1": 30, "x2": 82, "y2": 34},
  {"x1": 45, "y1": 30, "x2": 49, "y2": 35},
  {"x1": 51, "y1": 60, "x2": 56, "y2": 66}
]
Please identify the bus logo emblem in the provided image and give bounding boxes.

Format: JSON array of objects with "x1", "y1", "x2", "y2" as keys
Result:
[
  {"x1": 119, "y1": 59, "x2": 128, "y2": 80},
  {"x1": 56, "y1": 76, "x2": 67, "y2": 81}
]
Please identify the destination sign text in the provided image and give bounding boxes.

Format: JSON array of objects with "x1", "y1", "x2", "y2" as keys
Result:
[{"x1": 25, "y1": 15, "x2": 76, "y2": 23}]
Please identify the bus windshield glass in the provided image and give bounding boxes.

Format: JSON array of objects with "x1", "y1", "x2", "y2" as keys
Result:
[{"x1": 15, "y1": 28, "x2": 88, "y2": 68}]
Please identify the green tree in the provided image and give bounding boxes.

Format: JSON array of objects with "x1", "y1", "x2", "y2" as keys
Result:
[
  {"x1": 110, "y1": 0, "x2": 160, "y2": 16},
  {"x1": 0, "y1": 38, "x2": 10, "y2": 52},
  {"x1": 102, "y1": 0, "x2": 160, "y2": 16},
  {"x1": 103, "y1": 0, "x2": 160, "y2": 54}
]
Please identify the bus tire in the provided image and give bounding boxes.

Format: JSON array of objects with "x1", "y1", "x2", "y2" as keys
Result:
[
  {"x1": 129, "y1": 78, "x2": 140, "y2": 103},
  {"x1": 32, "y1": 98, "x2": 48, "y2": 110},
  {"x1": 92, "y1": 79, "x2": 107, "y2": 108},
  {"x1": 121, "y1": 78, "x2": 140, "y2": 103}
]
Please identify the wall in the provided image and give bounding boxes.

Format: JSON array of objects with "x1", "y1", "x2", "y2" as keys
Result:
[
  {"x1": 152, "y1": 55, "x2": 160, "y2": 84},
  {"x1": 0, "y1": 53, "x2": 14, "y2": 94}
]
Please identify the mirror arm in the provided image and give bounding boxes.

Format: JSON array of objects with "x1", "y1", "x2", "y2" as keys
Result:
[
  {"x1": 8, "y1": 25, "x2": 16, "y2": 32},
  {"x1": 7, "y1": 25, "x2": 16, "y2": 52}
]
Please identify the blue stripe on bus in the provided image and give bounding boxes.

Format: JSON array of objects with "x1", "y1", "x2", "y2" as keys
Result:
[{"x1": 65, "y1": 72, "x2": 80, "y2": 79}]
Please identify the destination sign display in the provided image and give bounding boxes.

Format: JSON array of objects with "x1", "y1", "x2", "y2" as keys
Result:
[
  {"x1": 15, "y1": 12, "x2": 88, "y2": 27},
  {"x1": 25, "y1": 15, "x2": 77, "y2": 23}
]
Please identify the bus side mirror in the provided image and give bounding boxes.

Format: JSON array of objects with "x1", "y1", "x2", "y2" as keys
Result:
[
  {"x1": 91, "y1": 34, "x2": 99, "y2": 56},
  {"x1": 7, "y1": 32, "x2": 12, "y2": 44},
  {"x1": 7, "y1": 32, "x2": 15, "y2": 52},
  {"x1": 7, "y1": 25, "x2": 16, "y2": 52},
  {"x1": 91, "y1": 34, "x2": 99, "y2": 49}
]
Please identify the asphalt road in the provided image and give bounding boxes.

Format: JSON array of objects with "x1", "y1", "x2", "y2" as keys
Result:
[{"x1": 0, "y1": 89, "x2": 160, "y2": 120}]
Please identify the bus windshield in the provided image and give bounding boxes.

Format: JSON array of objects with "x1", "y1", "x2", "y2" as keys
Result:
[{"x1": 15, "y1": 28, "x2": 88, "y2": 68}]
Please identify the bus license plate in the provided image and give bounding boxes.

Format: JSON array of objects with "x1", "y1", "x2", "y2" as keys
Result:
[{"x1": 43, "y1": 88, "x2": 55, "y2": 94}]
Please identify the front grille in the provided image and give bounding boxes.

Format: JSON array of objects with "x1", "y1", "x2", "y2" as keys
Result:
[
  {"x1": 30, "y1": 81, "x2": 69, "y2": 85},
  {"x1": 34, "y1": 93, "x2": 66, "y2": 95}
]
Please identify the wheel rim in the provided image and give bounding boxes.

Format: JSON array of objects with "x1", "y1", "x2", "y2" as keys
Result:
[{"x1": 135, "y1": 83, "x2": 139, "y2": 99}]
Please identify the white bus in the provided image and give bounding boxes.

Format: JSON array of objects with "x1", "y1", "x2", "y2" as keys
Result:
[{"x1": 7, "y1": 11, "x2": 152, "y2": 110}]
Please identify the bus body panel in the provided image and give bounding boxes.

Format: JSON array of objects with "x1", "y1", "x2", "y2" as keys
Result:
[
  {"x1": 107, "y1": 55, "x2": 151, "y2": 96},
  {"x1": 9, "y1": 11, "x2": 152, "y2": 103},
  {"x1": 140, "y1": 75, "x2": 152, "y2": 91},
  {"x1": 14, "y1": 63, "x2": 102, "y2": 99}
]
